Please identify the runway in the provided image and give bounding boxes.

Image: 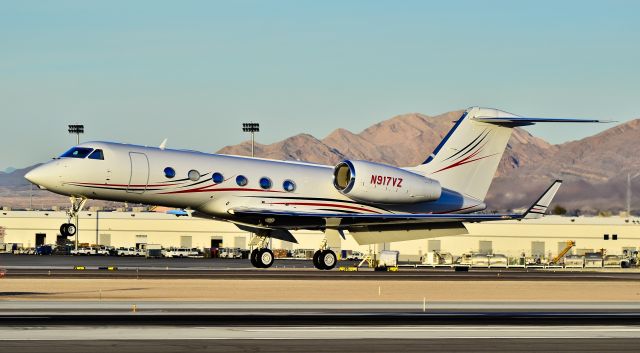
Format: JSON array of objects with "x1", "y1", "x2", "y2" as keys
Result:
[
  {"x1": 2, "y1": 302, "x2": 640, "y2": 351},
  {"x1": 1, "y1": 337, "x2": 636, "y2": 353},
  {"x1": 3, "y1": 255, "x2": 640, "y2": 351},
  {"x1": 1, "y1": 313, "x2": 639, "y2": 352}
]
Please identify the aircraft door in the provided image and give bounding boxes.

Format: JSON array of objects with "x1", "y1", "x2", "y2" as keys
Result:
[{"x1": 127, "y1": 152, "x2": 149, "y2": 194}]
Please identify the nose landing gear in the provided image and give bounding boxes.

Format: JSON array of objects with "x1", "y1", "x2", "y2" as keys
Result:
[{"x1": 59, "y1": 196, "x2": 87, "y2": 238}]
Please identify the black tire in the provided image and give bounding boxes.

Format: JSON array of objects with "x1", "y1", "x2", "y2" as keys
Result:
[
  {"x1": 320, "y1": 250, "x2": 337, "y2": 270},
  {"x1": 66, "y1": 223, "x2": 77, "y2": 236},
  {"x1": 60, "y1": 224, "x2": 68, "y2": 236},
  {"x1": 257, "y1": 248, "x2": 274, "y2": 268},
  {"x1": 250, "y1": 249, "x2": 260, "y2": 268},
  {"x1": 312, "y1": 250, "x2": 324, "y2": 270}
]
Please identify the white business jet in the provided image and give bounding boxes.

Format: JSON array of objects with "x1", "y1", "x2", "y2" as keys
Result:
[{"x1": 25, "y1": 107, "x2": 603, "y2": 269}]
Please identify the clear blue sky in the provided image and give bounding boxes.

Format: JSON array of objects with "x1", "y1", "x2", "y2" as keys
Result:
[{"x1": 1, "y1": 0, "x2": 639, "y2": 170}]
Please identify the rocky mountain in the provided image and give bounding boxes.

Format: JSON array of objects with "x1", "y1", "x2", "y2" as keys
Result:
[
  {"x1": 219, "y1": 111, "x2": 640, "y2": 213},
  {"x1": 218, "y1": 110, "x2": 557, "y2": 176},
  {"x1": 3, "y1": 110, "x2": 639, "y2": 213}
]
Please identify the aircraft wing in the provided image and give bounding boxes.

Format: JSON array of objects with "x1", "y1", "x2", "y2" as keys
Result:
[{"x1": 228, "y1": 180, "x2": 562, "y2": 230}]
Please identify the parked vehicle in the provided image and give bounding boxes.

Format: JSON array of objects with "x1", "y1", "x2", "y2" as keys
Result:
[
  {"x1": 293, "y1": 249, "x2": 314, "y2": 259},
  {"x1": 145, "y1": 244, "x2": 163, "y2": 258},
  {"x1": 377, "y1": 250, "x2": 399, "y2": 269},
  {"x1": 164, "y1": 248, "x2": 198, "y2": 258},
  {"x1": 488, "y1": 254, "x2": 508, "y2": 268},
  {"x1": 116, "y1": 247, "x2": 140, "y2": 256},
  {"x1": 346, "y1": 251, "x2": 364, "y2": 261},
  {"x1": 604, "y1": 255, "x2": 622, "y2": 268},
  {"x1": 80, "y1": 247, "x2": 97, "y2": 255},
  {"x1": 564, "y1": 255, "x2": 585, "y2": 268},
  {"x1": 35, "y1": 245, "x2": 53, "y2": 255},
  {"x1": 96, "y1": 246, "x2": 114, "y2": 256},
  {"x1": 219, "y1": 247, "x2": 242, "y2": 259},
  {"x1": 71, "y1": 247, "x2": 96, "y2": 255}
]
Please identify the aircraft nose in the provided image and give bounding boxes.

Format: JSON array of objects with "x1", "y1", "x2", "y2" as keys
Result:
[{"x1": 24, "y1": 164, "x2": 50, "y2": 189}]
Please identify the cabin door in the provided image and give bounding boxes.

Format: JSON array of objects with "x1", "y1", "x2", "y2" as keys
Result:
[{"x1": 127, "y1": 152, "x2": 149, "y2": 194}]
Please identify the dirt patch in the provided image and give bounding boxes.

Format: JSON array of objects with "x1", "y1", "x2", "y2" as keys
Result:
[{"x1": 1, "y1": 278, "x2": 640, "y2": 302}]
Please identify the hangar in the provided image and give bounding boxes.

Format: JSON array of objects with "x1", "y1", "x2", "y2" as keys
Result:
[{"x1": 1, "y1": 210, "x2": 639, "y2": 261}]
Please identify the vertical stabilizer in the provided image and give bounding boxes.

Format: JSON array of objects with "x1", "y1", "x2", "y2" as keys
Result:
[{"x1": 412, "y1": 107, "x2": 517, "y2": 200}]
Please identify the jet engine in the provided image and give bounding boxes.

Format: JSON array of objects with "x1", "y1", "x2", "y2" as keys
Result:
[{"x1": 332, "y1": 160, "x2": 441, "y2": 204}]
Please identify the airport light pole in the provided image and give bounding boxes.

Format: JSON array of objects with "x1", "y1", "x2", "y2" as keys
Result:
[
  {"x1": 68, "y1": 124, "x2": 84, "y2": 250},
  {"x1": 68, "y1": 124, "x2": 84, "y2": 145},
  {"x1": 242, "y1": 122, "x2": 260, "y2": 157},
  {"x1": 627, "y1": 172, "x2": 640, "y2": 217}
]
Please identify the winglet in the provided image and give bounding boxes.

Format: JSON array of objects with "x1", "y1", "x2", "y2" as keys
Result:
[
  {"x1": 159, "y1": 138, "x2": 168, "y2": 150},
  {"x1": 522, "y1": 180, "x2": 563, "y2": 219}
]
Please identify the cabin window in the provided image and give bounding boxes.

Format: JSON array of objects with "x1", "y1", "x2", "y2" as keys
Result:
[
  {"x1": 259, "y1": 177, "x2": 272, "y2": 190},
  {"x1": 164, "y1": 167, "x2": 176, "y2": 179},
  {"x1": 604, "y1": 234, "x2": 609, "y2": 240},
  {"x1": 60, "y1": 147, "x2": 93, "y2": 159},
  {"x1": 236, "y1": 175, "x2": 248, "y2": 187},
  {"x1": 212, "y1": 172, "x2": 224, "y2": 184},
  {"x1": 188, "y1": 170, "x2": 201, "y2": 181},
  {"x1": 612, "y1": 234, "x2": 618, "y2": 240},
  {"x1": 283, "y1": 179, "x2": 296, "y2": 192},
  {"x1": 88, "y1": 149, "x2": 104, "y2": 160}
]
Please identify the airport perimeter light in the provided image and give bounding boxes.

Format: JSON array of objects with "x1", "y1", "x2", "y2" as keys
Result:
[
  {"x1": 68, "y1": 124, "x2": 84, "y2": 145},
  {"x1": 242, "y1": 122, "x2": 260, "y2": 157},
  {"x1": 627, "y1": 172, "x2": 640, "y2": 217}
]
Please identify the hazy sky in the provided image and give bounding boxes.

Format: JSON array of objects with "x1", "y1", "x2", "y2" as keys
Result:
[{"x1": 1, "y1": 0, "x2": 639, "y2": 170}]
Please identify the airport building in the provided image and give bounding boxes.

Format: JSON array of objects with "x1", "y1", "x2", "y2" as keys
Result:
[{"x1": 2, "y1": 210, "x2": 640, "y2": 261}]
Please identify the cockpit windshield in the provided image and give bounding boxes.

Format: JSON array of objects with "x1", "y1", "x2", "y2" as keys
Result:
[{"x1": 60, "y1": 147, "x2": 94, "y2": 159}]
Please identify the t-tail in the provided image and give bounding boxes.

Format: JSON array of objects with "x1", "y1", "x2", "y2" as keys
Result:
[{"x1": 412, "y1": 106, "x2": 607, "y2": 201}]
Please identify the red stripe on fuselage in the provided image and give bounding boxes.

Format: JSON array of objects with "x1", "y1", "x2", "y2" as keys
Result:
[
  {"x1": 267, "y1": 202, "x2": 382, "y2": 214},
  {"x1": 71, "y1": 182, "x2": 181, "y2": 187},
  {"x1": 158, "y1": 187, "x2": 285, "y2": 195}
]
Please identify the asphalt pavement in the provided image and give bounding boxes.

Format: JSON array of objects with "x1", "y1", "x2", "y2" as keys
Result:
[{"x1": 3, "y1": 253, "x2": 640, "y2": 280}]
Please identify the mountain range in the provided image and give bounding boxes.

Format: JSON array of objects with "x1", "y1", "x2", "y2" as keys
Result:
[{"x1": 2, "y1": 109, "x2": 639, "y2": 213}]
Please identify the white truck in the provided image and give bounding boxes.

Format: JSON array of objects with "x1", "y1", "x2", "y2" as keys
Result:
[
  {"x1": 96, "y1": 246, "x2": 113, "y2": 256},
  {"x1": 72, "y1": 247, "x2": 97, "y2": 255},
  {"x1": 116, "y1": 247, "x2": 144, "y2": 256},
  {"x1": 219, "y1": 247, "x2": 242, "y2": 259},
  {"x1": 345, "y1": 251, "x2": 364, "y2": 261},
  {"x1": 164, "y1": 248, "x2": 198, "y2": 258}
]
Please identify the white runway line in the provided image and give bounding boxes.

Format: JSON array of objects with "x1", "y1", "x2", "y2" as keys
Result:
[{"x1": 1, "y1": 325, "x2": 640, "y2": 340}]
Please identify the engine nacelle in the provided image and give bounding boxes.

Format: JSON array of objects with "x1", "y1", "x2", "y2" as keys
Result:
[{"x1": 333, "y1": 160, "x2": 441, "y2": 204}]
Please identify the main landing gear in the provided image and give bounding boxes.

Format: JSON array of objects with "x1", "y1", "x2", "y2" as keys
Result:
[
  {"x1": 60, "y1": 196, "x2": 87, "y2": 237},
  {"x1": 312, "y1": 238, "x2": 337, "y2": 270},
  {"x1": 250, "y1": 236, "x2": 274, "y2": 269}
]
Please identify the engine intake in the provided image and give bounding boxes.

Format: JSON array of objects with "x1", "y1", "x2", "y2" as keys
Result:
[{"x1": 333, "y1": 160, "x2": 441, "y2": 204}]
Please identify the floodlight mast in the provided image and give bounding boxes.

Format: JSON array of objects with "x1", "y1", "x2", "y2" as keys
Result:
[
  {"x1": 627, "y1": 172, "x2": 640, "y2": 217},
  {"x1": 242, "y1": 122, "x2": 260, "y2": 157},
  {"x1": 68, "y1": 124, "x2": 84, "y2": 145}
]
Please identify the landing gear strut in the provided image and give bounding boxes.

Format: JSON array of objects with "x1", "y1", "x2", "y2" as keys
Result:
[
  {"x1": 249, "y1": 236, "x2": 274, "y2": 269},
  {"x1": 60, "y1": 196, "x2": 87, "y2": 237},
  {"x1": 313, "y1": 238, "x2": 337, "y2": 270}
]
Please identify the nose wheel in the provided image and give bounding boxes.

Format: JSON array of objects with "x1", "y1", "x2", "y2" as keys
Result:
[
  {"x1": 59, "y1": 196, "x2": 87, "y2": 238},
  {"x1": 60, "y1": 223, "x2": 77, "y2": 237}
]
